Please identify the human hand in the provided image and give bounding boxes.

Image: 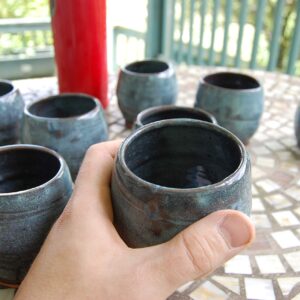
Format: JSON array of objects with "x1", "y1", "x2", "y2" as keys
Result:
[{"x1": 15, "y1": 141, "x2": 255, "y2": 300}]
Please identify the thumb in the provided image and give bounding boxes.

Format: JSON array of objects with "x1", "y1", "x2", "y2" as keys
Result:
[{"x1": 139, "y1": 210, "x2": 255, "y2": 296}]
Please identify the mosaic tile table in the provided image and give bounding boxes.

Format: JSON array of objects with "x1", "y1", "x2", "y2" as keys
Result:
[{"x1": 1, "y1": 66, "x2": 300, "y2": 300}]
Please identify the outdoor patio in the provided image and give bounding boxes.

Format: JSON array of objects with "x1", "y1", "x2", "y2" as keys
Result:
[{"x1": 0, "y1": 1, "x2": 300, "y2": 299}]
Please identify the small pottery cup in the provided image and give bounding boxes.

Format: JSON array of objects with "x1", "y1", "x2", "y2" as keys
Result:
[
  {"x1": 134, "y1": 105, "x2": 217, "y2": 129},
  {"x1": 116, "y1": 60, "x2": 177, "y2": 128},
  {"x1": 195, "y1": 72, "x2": 264, "y2": 144},
  {"x1": 21, "y1": 93, "x2": 108, "y2": 180},
  {"x1": 295, "y1": 105, "x2": 300, "y2": 147},
  {"x1": 0, "y1": 80, "x2": 24, "y2": 145},
  {"x1": 0, "y1": 144, "x2": 73, "y2": 286},
  {"x1": 111, "y1": 119, "x2": 251, "y2": 247}
]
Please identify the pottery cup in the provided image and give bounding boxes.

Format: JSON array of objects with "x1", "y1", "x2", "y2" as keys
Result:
[
  {"x1": 0, "y1": 80, "x2": 24, "y2": 145},
  {"x1": 195, "y1": 72, "x2": 264, "y2": 144},
  {"x1": 134, "y1": 105, "x2": 217, "y2": 129},
  {"x1": 111, "y1": 119, "x2": 251, "y2": 247},
  {"x1": 21, "y1": 93, "x2": 108, "y2": 180},
  {"x1": 0, "y1": 144, "x2": 73, "y2": 286},
  {"x1": 116, "y1": 60, "x2": 177, "y2": 128}
]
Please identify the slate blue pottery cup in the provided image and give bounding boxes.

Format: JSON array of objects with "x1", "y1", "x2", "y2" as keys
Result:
[
  {"x1": 116, "y1": 60, "x2": 177, "y2": 128},
  {"x1": 111, "y1": 119, "x2": 251, "y2": 247},
  {"x1": 0, "y1": 80, "x2": 24, "y2": 145},
  {"x1": 21, "y1": 93, "x2": 108, "y2": 180},
  {"x1": 295, "y1": 105, "x2": 300, "y2": 147},
  {"x1": 0, "y1": 144, "x2": 73, "y2": 286},
  {"x1": 134, "y1": 105, "x2": 217, "y2": 129},
  {"x1": 195, "y1": 72, "x2": 264, "y2": 144}
]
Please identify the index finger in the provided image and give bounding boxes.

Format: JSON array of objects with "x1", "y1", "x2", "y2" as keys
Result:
[{"x1": 70, "y1": 140, "x2": 122, "y2": 221}]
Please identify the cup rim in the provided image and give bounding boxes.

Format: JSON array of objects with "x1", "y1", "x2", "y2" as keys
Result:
[
  {"x1": 135, "y1": 105, "x2": 218, "y2": 127},
  {"x1": 24, "y1": 93, "x2": 101, "y2": 121},
  {"x1": 201, "y1": 72, "x2": 262, "y2": 92},
  {"x1": 0, "y1": 144, "x2": 65, "y2": 196},
  {"x1": 121, "y1": 59, "x2": 174, "y2": 78},
  {"x1": 0, "y1": 79, "x2": 17, "y2": 97},
  {"x1": 118, "y1": 119, "x2": 247, "y2": 193}
]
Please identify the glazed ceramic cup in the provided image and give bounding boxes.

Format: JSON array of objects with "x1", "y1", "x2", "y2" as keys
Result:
[
  {"x1": 116, "y1": 60, "x2": 177, "y2": 127},
  {"x1": 21, "y1": 93, "x2": 108, "y2": 180},
  {"x1": 195, "y1": 72, "x2": 264, "y2": 144},
  {"x1": 111, "y1": 119, "x2": 251, "y2": 247},
  {"x1": 0, "y1": 80, "x2": 24, "y2": 145},
  {"x1": 0, "y1": 144, "x2": 73, "y2": 286},
  {"x1": 295, "y1": 105, "x2": 300, "y2": 147},
  {"x1": 134, "y1": 105, "x2": 217, "y2": 129}
]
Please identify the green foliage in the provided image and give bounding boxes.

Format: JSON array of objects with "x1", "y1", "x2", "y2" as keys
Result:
[
  {"x1": 0, "y1": 1, "x2": 51, "y2": 57},
  {"x1": 0, "y1": 0, "x2": 49, "y2": 19}
]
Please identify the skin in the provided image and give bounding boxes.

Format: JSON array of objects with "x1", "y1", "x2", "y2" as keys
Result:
[{"x1": 15, "y1": 140, "x2": 255, "y2": 300}]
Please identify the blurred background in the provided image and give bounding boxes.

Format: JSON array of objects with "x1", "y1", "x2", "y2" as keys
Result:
[{"x1": 0, "y1": 0, "x2": 299, "y2": 79}]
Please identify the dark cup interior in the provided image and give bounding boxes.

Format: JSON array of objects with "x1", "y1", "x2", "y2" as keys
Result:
[
  {"x1": 0, "y1": 81, "x2": 14, "y2": 97},
  {"x1": 0, "y1": 148, "x2": 61, "y2": 193},
  {"x1": 125, "y1": 60, "x2": 169, "y2": 74},
  {"x1": 28, "y1": 94, "x2": 96, "y2": 118},
  {"x1": 125, "y1": 124, "x2": 241, "y2": 189},
  {"x1": 141, "y1": 108, "x2": 214, "y2": 125},
  {"x1": 204, "y1": 72, "x2": 260, "y2": 90}
]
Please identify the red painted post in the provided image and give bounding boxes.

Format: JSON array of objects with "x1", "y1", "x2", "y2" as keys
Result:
[{"x1": 51, "y1": 0, "x2": 109, "y2": 108}]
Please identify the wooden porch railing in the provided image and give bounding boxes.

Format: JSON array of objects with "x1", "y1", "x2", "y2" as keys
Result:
[
  {"x1": 114, "y1": 0, "x2": 300, "y2": 76},
  {"x1": 0, "y1": 18, "x2": 54, "y2": 79}
]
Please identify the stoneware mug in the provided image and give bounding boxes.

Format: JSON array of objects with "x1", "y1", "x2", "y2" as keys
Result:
[
  {"x1": 21, "y1": 93, "x2": 108, "y2": 180},
  {"x1": 0, "y1": 144, "x2": 73, "y2": 286},
  {"x1": 134, "y1": 105, "x2": 217, "y2": 129},
  {"x1": 0, "y1": 80, "x2": 24, "y2": 145},
  {"x1": 295, "y1": 105, "x2": 300, "y2": 147},
  {"x1": 116, "y1": 60, "x2": 177, "y2": 128},
  {"x1": 195, "y1": 72, "x2": 264, "y2": 144},
  {"x1": 111, "y1": 119, "x2": 251, "y2": 247}
]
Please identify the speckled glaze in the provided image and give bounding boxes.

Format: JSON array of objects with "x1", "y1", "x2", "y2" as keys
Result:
[
  {"x1": 116, "y1": 60, "x2": 177, "y2": 127},
  {"x1": 134, "y1": 105, "x2": 217, "y2": 129},
  {"x1": 111, "y1": 119, "x2": 251, "y2": 247},
  {"x1": 195, "y1": 72, "x2": 264, "y2": 144},
  {"x1": 0, "y1": 80, "x2": 24, "y2": 145},
  {"x1": 0, "y1": 145, "x2": 73, "y2": 286},
  {"x1": 21, "y1": 93, "x2": 108, "y2": 180},
  {"x1": 295, "y1": 105, "x2": 300, "y2": 147}
]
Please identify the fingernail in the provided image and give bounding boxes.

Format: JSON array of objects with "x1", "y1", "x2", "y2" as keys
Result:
[{"x1": 219, "y1": 214, "x2": 253, "y2": 248}]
